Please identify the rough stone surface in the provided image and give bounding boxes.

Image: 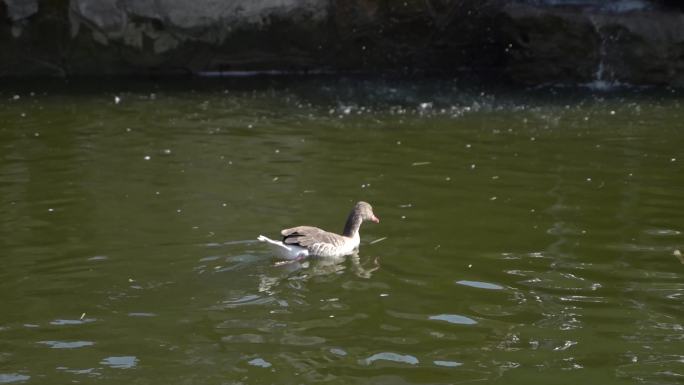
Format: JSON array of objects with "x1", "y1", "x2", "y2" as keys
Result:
[
  {"x1": 499, "y1": 2, "x2": 684, "y2": 86},
  {"x1": 2, "y1": 0, "x2": 684, "y2": 85},
  {"x1": 3, "y1": 0, "x2": 38, "y2": 21}
]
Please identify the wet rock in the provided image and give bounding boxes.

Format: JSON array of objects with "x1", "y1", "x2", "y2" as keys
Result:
[
  {"x1": 1, "y1": 0, "x2": 684, "y2": 86},
  {"x1": 497, "y1": 2, "x2": 684, "y2": 86},
  {"x1": 1, "y1": 0, "x2": 332, "y2": 76}
]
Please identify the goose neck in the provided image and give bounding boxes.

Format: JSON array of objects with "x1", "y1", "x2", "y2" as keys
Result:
[{"x1": 342, "y1": 211, "x2": 362, "y2": 237}]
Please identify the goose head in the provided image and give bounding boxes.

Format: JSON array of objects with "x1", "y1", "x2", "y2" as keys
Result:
[{"x1": 355, "y1": 201, "x2": 380, "y2": 223}]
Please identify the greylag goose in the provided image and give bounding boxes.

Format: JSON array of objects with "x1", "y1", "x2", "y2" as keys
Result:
[{"x1": 258, "y1": 201, "x2": 379, "y2": 260}]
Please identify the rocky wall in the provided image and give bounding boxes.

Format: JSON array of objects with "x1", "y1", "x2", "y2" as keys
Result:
[{"x1": 2, "y1": 0, "x2": 684, "y2": 86}]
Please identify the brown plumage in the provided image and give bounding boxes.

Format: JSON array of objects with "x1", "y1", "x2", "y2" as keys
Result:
[
  {"x1": 281, "y1": 226, "x2": 343, "y2": 248},
  {"x1": 257, "y1": 201, "x2": 380, "y2": 259}
]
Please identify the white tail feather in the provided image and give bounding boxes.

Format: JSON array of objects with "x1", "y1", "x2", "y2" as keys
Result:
[
  {"x1": 257, "y1": 235, "x2": 308, "y2": 260},
  {"x1": 257, "y1": 235, "x2": 291, "y2": 250}
]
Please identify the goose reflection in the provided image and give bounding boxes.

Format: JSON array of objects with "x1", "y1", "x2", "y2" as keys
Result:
[{"x1": 258, "y1": 253, "x2": 380, "y2": 293}]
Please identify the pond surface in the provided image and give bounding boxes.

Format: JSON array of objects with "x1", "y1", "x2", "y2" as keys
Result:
[{"x1": 1, "y1": 78, "x2": 683, "y2": 384}]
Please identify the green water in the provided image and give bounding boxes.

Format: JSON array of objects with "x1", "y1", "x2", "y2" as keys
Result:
[{"x1": 1, "y1": 79, "x2": 683, "y2": 384}]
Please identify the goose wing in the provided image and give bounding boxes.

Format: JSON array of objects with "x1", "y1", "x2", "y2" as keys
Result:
[{"x1": 281, "y1": 226, "x2": 346, "y2": 248}]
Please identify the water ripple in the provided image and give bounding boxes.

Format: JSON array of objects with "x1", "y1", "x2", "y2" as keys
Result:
[
  {"x1": 38, "y1": 340, "x2": 94, "y2": 349},
  {"x1": 513, "y1": 270, "x2": 601, "y2": 291},
  {"x1": 100, "y1": 356, "x2": 138, "y2": 369},
  {"x1": 455, "y1": 280, "x2": 504, "y2": 290},
  {"x1": 50, "y1": 318, "x2": 96, "y2": 326},
  {"x1": 429, "y1": 314, "x2": 478, "y2": 325},
  {"x1": 247, "y1": 358, "x2": 272, "y2": 368},
  {"x1": 434, "y1": 360, "x2": 463, "y2": 368},
  {"x1": 0, "y1": 374, "x2": 30, "y2": 384},
  {"x1": 221, "y1": 334, "x2": 266, "y2": 344},
  {"x1": 217, "y1": 293, "x2": 275, "y2": 309},
  {"x1": 56, "y1": 367, "x2": 99, "y2": 376},
  {"x1": 280, "y1": 334, "x2": 325, "y2": 346},
  {"x1": 643, "y1": 228, "x2": 681, "y2": 236},
  {"x1": 362, "y1": 352, "x2": 419, "y2": 366}
]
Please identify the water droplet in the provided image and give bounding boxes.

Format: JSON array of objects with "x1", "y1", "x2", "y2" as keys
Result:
[
  {"x1": 144, "y1": 156, "x2": 151, "y2": 160},
  {"x1": 419, "y1": 102, "x2": 433, "y2": 110}
]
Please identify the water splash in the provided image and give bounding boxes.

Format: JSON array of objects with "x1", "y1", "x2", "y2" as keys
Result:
[{"x1": 586, "y1": 17, "x2": 621, "y2": 91}]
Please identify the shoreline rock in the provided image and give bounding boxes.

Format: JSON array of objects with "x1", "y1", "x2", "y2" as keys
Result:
[
  {"x1": 2, "y1": 0, "x2": 684, "y2": 86},
  {"x1": 499, "y1": 2, "x2": 684, "y2": 86}
]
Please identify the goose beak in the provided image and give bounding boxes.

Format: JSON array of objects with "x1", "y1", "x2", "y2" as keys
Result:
[{"x1": 371, "y1": 215, "x2": 380, "y2": 223}]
